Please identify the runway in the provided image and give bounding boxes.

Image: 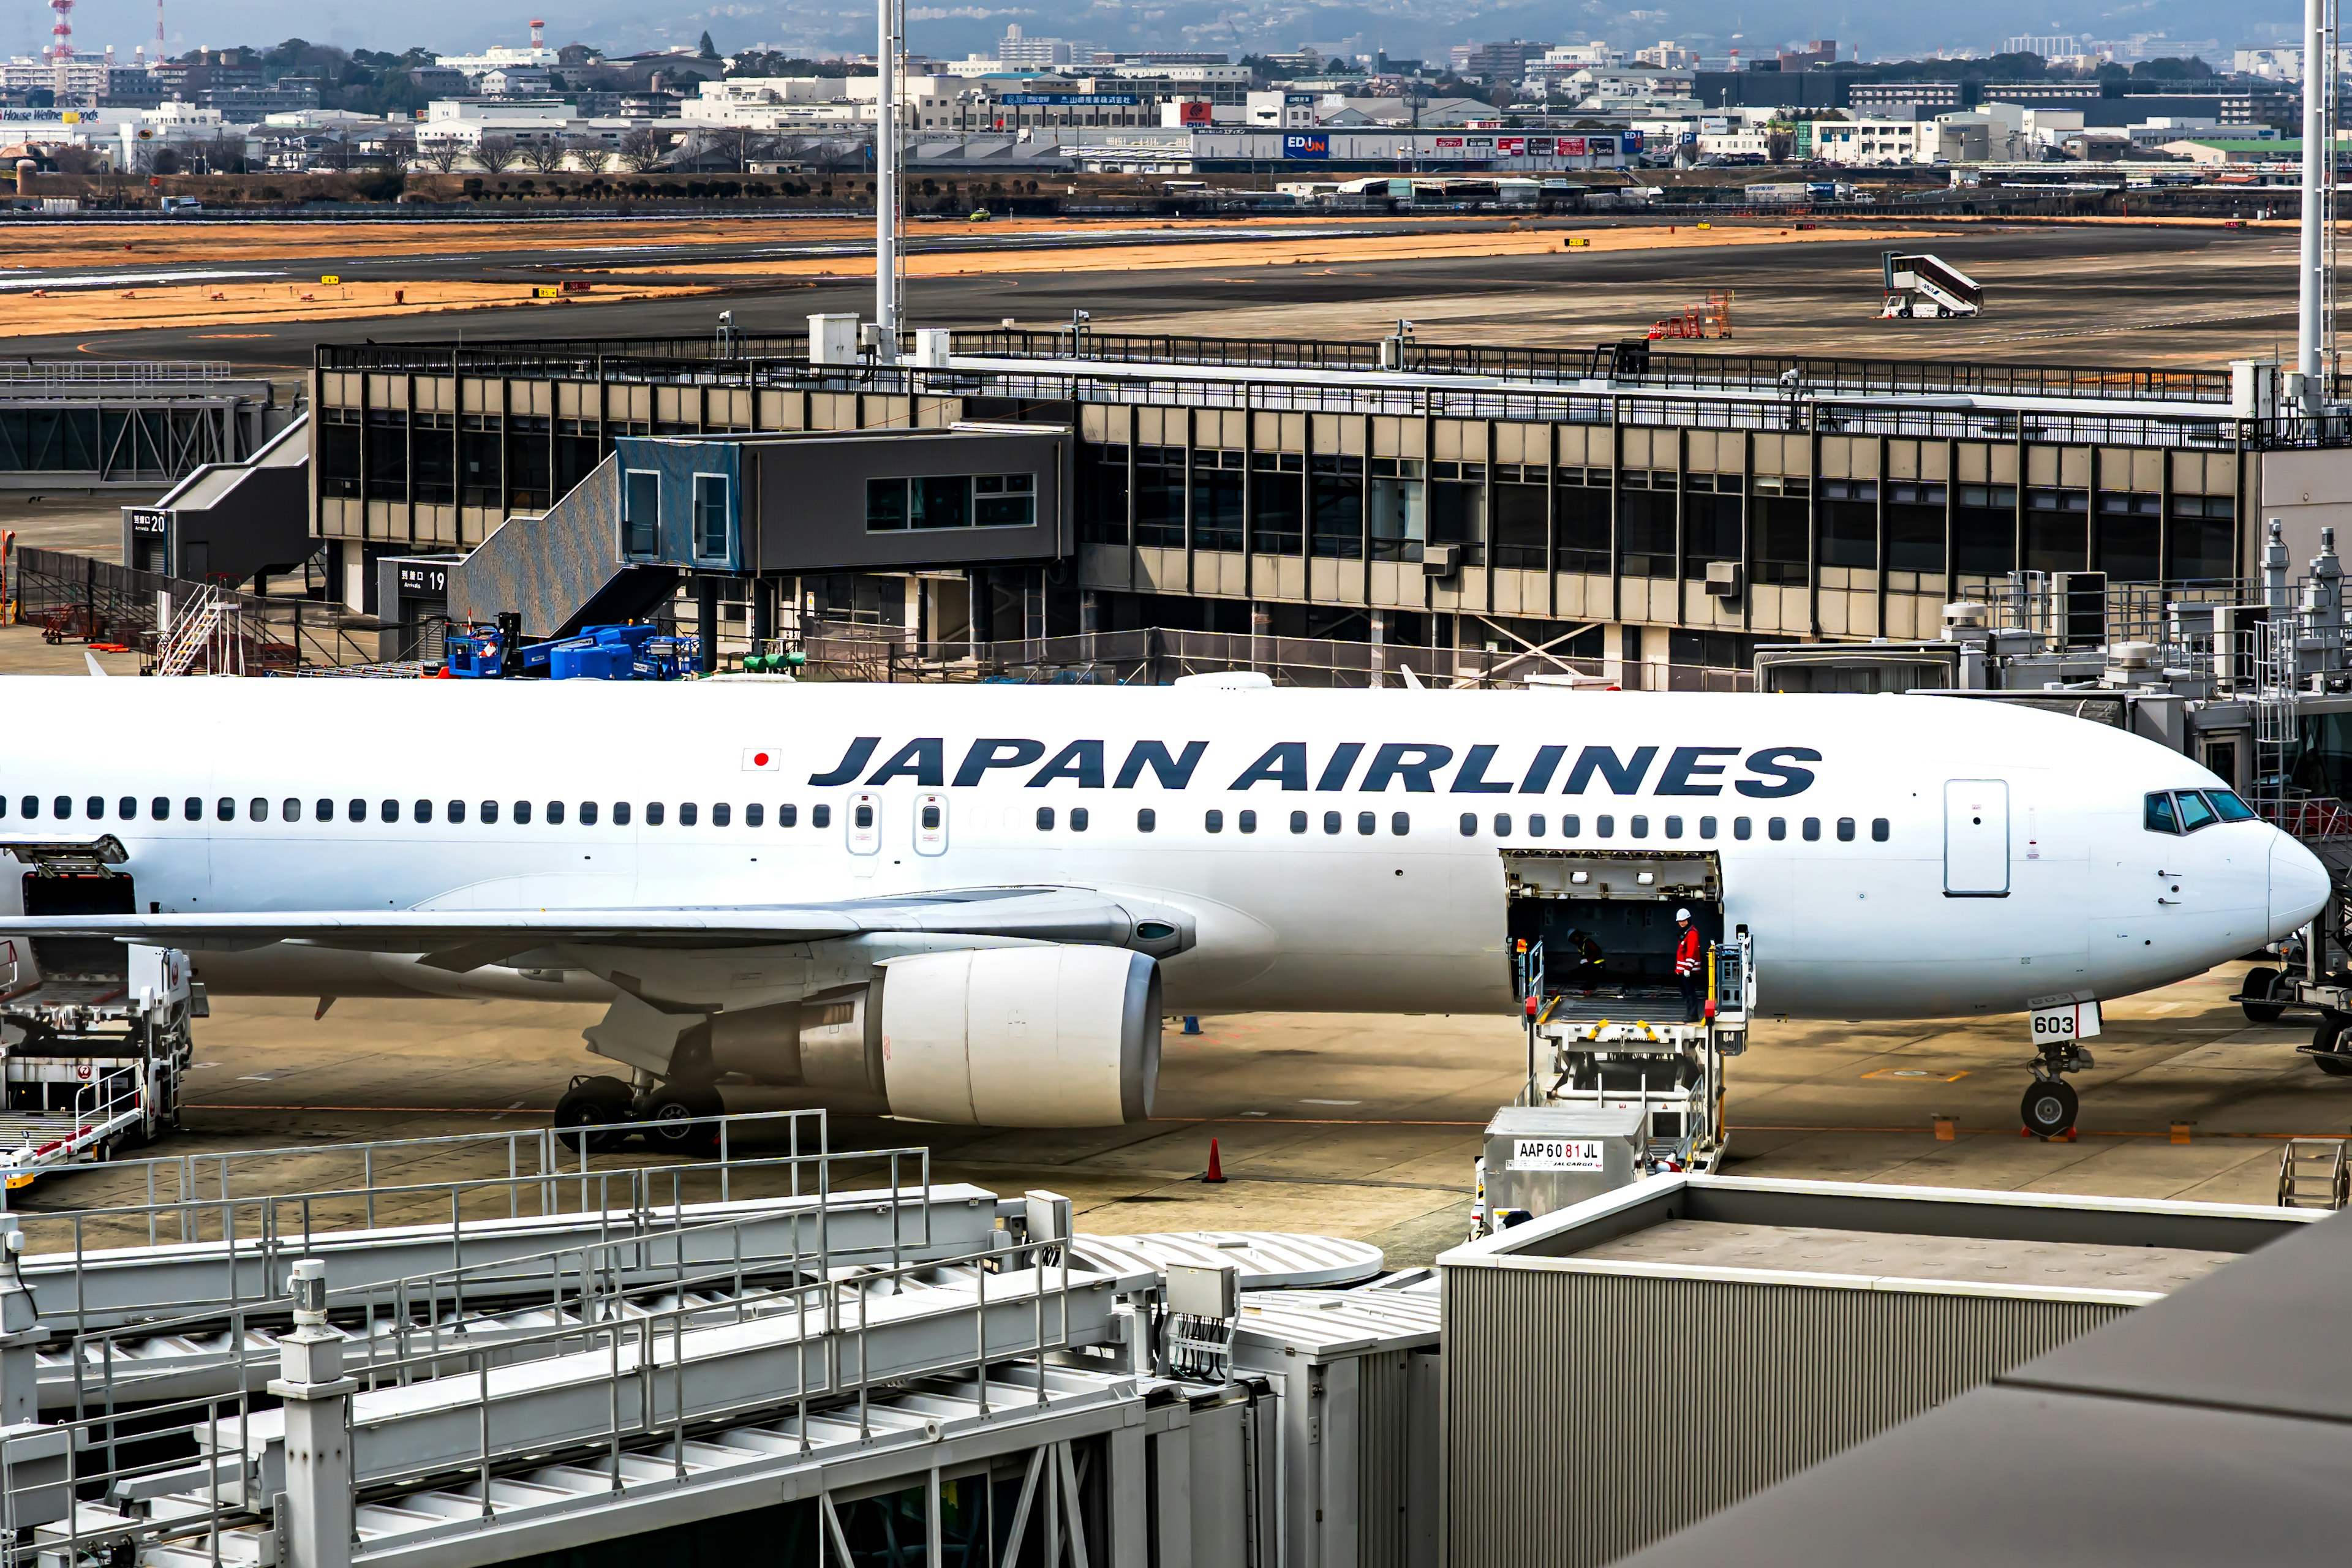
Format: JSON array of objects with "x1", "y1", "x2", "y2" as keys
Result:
[{"x1": 2, "y1": 217, "x2": 2308, "y2": 372}]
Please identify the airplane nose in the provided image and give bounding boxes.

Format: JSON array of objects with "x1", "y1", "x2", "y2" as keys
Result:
[{"x1": 2271, "y1": 834, "x2": 2333, "y2": 942}]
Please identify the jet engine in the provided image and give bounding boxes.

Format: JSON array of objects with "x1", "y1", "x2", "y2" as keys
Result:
[
  {"x1": 876, "y1": 946, "x2": 1161, "y2": 1126},
  {"x1": 703, "y1": 946, "x2": 1162, "y2": 1126}
]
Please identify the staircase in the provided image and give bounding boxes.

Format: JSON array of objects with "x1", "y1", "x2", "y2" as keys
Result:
[
  {"x1": 153, "y1": 586, "x2": 234, "y2": 676},
  {"x1": 2277, "y1": 1138, "x2": 2348, "y2": 1208},
  {"x1": 1881, "y1": 252, "x2": 1985, "y2": 319}
]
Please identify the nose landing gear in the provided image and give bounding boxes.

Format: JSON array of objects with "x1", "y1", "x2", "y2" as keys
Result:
[{"x1": 2021, "y1": 1040, "x2": 2093, "y2": 1139}]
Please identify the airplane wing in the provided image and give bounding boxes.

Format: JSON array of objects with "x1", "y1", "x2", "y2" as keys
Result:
[{"x1": 0, "y1": 887, "x2": 1195, "y2": 971}]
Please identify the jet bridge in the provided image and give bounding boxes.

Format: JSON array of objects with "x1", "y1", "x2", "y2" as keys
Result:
[{"x1": 1497, "y1": 848, "x2": 1751, "y2": 1188}]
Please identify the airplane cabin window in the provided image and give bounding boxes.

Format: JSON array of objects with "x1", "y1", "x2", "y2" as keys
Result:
[
  {"x1": 1768, "y1": 817, "x2": 1787, "y2": 840},
  {"x1": 280, "y1": 798, "x2": 298, "y2": 822},
  {"x1": 546, "y1": 802, "x2": 565, "y2": 826},
  {"x1": 481, "y1": 801, "x2": 501, "y2": 825},
  {"x1": 614, "y1": 802, "x2": 631, "y2": 826},
  {"x1": 1460, "y1": 813, "x2": 1478, "y2": 837},
  {"x1": 1204, "y1": 810, "x2": 1223, "y2": 834},
  {"x1": 450, "y1": 801, "x2": 468, "y2": 824},
  {"x1": 49, "y1": 796, "x2": 65, "y2": 819},
  {"x1": 1630, "y1": 815, "x2": 1649, "y2": 839},
  {"x1": 646, "y1": 803, "x2": 665, "y2": 826},
  {"x1": 379, "y1": 799, "x2": 398, "y2": 824},
  {"x1": 1039, "y1": 807, "x2": 1058, "y2": 831},
  {"x1": 216, "y1": 798, "x2": 233, "y2": 823},
  {"x1": 152, "y1": 798, "x2": 169, "y2": 821},
  {"x1": 1237, "y1": 810, "x2": 1255, "y2": 834},
  {"x1": 248, "y1": 798, "x2": 266, "y2": 821},
  {"x1": 347, "y1": 799, "x2": 365, "y2": 823},
  {"x1": 1291, "y1": 811, "x2": 1308, "y2": 834},
  {"x1": 1596, "y1": 815, "x2": 1615, "y2": 839},
  {"x1": 2206, "y1": 790, "x2": 2256, "y2": 823},
  {"x1": 1323, "y1": 812, "x2": 1341, "y2": 835},
  {"x1": 1357, "y1": 812, "x2": 1375, "y2": 835},
  {"x1": 1528, "y1": 813, "x2": 1546, "y2": 837},
  {"x1": 1701, "y1": 816, "x2": 1718, "y2": 839},
  {"x1": 1665, "y1": 816, "x2": 1683, "y2": 839},
  {"x1": 186, "y1": 798, "x2": 202, "y2": 822},
  {"x1": 119, "y1": 797, "x2": 137, "y2": 820},
  {"x1": 1802, "y1": 818, "x2": 1822, "y2": 842},
  {"x1": 745, "y1": 804, "x2": 763, "y2": 828},
  {"x1": 17, "y1": 797, "x2": 31, "y2": 818},
  {"x1": 580, "y1": 802, "x2": 598, "y2": 826},
  {"x1": 413, "y1": 800, "x2": 432, "y2": 824},
  {"x1": 1138, "y1": 808, "x2": 1158, "y2": 832},
  {"x1": 680, "y1": 803, "x2": 699, "y2": 827},
  {"x1": 1390, "y1": 812, "x2": 1409, "y2": 836},
  {"x1": 1836, "y1": 817, "x2": 1855, "y2": 842},
  {"x1": 1871, "y1": 818, "x2": 1890, "y2": 841},
  {"x1": 87, "y1": 796, "x2": 103, "y2": 820},
  {"x1": 775, "y1": 804, "x2": 793, "y2": 827},
  {"x1": 811, "y1": 805, "x2": 830, "y2": 828},
  {"x1": 1072, "y1": 807, "x2": 1090, "y2": 832},
  {"x1": 710, "y1": 803, "x2": 730, "y2": 827},
  {"x1": 1493, "y1": 813, "x2": 1512, "y2": 835},
  {"x1": 2174, "y1": 791, "x2": 2217, "y2": 832},
  {"x1": 314, "y1": 799, "x2": 332, "y2": 823},
  {"x1": 514, "y1": 801, "x2": 533, "y2": 826}
]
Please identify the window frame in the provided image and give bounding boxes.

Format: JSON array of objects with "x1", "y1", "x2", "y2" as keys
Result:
[
  {"x1": 690, "y1": 471, "x2": 733, "y2": 567},
  {"x1": 621, "y1": 467, "x2": 662, "y2": 559}
]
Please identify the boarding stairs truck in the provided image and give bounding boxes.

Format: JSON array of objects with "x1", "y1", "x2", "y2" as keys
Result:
[
  {"x1": 1880, "y1": 251, "x2": 1985, "y2": 319},
  {"x1": 0, "y1": 837, "x2": 193, "y2": 1185},
  {"x1": 1471, "y1": 848, "x2": 1750, "y2": 1236}
]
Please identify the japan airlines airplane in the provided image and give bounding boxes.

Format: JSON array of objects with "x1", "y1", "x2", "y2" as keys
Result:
[{"x1": 0, "y1": 674, "x2": 2326, "y2": 1141}]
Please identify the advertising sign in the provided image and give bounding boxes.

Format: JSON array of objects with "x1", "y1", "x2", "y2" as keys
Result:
[
  {"x1": 1282, "y1": 133, "x2": 1329, "y2": 159},
  {"x1": 1559, "y1": 135, "x2": 1586, "y2": 155},
  {"x1": 1178, "y1": 100, "x2": 1212, "y2": 126},
  {"x1": 1497, "y1": 135, "x2": 1525, "y2": 154}
]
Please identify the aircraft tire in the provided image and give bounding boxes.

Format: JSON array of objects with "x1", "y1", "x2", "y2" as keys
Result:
[
  {"x1": 2241, "y1": 967, "x2": 2286, "y2": 1025},
  {"x1": 2020, "y1": 1079, "x2": 2078, "y2": 1139},
  {"x1": 643, "y1": 1084, "x2": 724, "y2": 1156},
  {"x1": 554, "y1": 1076, "x2": 635, "y2": 1153}
]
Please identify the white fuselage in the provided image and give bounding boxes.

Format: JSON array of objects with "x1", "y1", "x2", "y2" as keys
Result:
[{"x1": 0, "y1": 677, "x2": 2324, "y2": 1021}]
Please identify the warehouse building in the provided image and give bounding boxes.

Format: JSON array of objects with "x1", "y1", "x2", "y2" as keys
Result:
[{"x1": 307, "y1": 328, "x2": 2346, "y2": 684}]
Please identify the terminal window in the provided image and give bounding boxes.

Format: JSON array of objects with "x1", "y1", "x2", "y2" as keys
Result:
[
  {"x1": 622, "y1": 470, "x2": 660, "y2": 556},
  {"x1": 867, "y1": 473, "x2": 1035, "y2": 532},
  {"x1": 693, "y1": 474, "x2": 731, "y2": 561}
]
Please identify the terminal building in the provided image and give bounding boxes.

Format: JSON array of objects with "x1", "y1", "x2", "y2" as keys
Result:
[{"x1": 304, "y1": 324, "x2": 2349, "y2": 691}]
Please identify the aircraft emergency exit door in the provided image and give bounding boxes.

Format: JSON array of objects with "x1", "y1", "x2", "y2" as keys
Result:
[{"x1": 1943, "y1": 779, "x2": 2010, "y2": 896}]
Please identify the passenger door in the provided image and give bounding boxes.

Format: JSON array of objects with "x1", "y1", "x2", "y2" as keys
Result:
[{"x1": 1943, "y1": 779, "x2": 2010, "y2": 897}]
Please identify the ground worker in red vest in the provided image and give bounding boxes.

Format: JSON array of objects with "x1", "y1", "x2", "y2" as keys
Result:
[{"x1": 1673, "y1": 908, "x2": 1703, "y2": 1022}]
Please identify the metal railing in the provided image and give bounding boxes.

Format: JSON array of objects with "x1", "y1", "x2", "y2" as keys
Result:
[
  {"x1": 6, "y1": 546, "x2": 379, "y2": 670},
  {"x1": 6, "y1": 1110, "x2": 871, "y2": 1329},
  {"x1": 801, "y1": 625, "x2": 1752, "y2": 692},
  {"x1": 0, "y1": 361, "x2": 249, "y2": 386},
  {"x1": 9, "y1": 1159, "x2": 1063, "y2": 1568},
  {"x1": 315, "y1": 333, "x2": 2236, "y2": 406}
]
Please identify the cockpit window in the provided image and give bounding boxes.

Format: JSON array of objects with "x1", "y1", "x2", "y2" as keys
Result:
[
  {"x1": 2174, "y1": 791, "x2": 2218, "y2": 832},
  {"x1": 2144, "y1": 793, "x2": 2179, "y2": 834},
  {"x1": 2206, "y1": 789, "x2": 2256, "y2": 823}
]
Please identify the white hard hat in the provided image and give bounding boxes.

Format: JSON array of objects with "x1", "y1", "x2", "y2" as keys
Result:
[{"x1": 1675, "y1": 908, "x2": 1691, "y2": 921}]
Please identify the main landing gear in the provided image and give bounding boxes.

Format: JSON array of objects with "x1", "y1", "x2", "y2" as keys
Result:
[
  {"x1": 552, "y1": 1071, "x2": 725, "y2": 1155},
  {"x1": 2020, "y1": 1039, "x2": 2093, "y2": 1139}
]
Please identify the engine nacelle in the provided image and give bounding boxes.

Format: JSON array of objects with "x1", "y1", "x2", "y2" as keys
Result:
[{"x1": 876, "y1": 946, "x2": 1161, "y2": 1126}]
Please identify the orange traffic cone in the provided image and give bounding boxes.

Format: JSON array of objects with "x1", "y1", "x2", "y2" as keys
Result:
[{"x1": 1202, "y1": 1137, "x2": 1227, "y2": 1184}]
